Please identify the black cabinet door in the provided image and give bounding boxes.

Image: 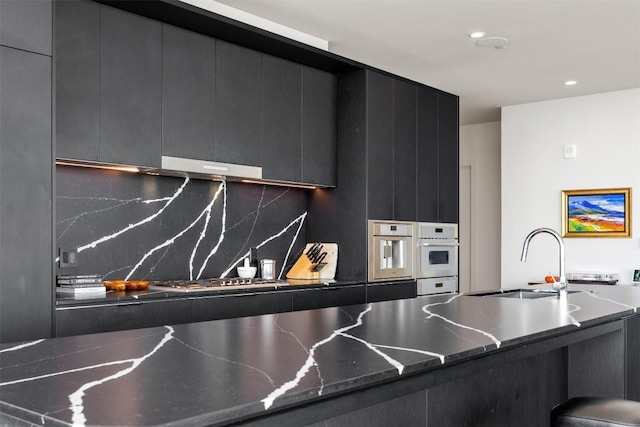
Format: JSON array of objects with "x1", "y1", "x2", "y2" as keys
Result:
[
  {"x1": 215, "y1": 40, "x2": 262, "y2": 166},
  {"x1": 416, "y1": 86, "x2": 439, "y2": 223},
  {"x1": 162, "y1": 24, "x2": 216, "y2": 161},
  {"x1": 55, "y1": 0, "x2": 100, "y2": 161},
  {"x1": 100, "y1": 5, "x2": 162, "y2": 167},
  {"x1": 193, "y1": 292, "x2": 292, "y2": 322},
  {"x1": 55, "y1": 300, "x2": 193, "y2": 337},
  {"x1": 366, "y1": 71, "x2": 394, "y2": 220},
  {"x1": 393, "y1": 80, "x2": 417, "y2": 221},
  {"x1": 437, "y1": 92, "x2": 459, "y2": 223},
  {"x1": 262, "y1": 55, "x2": 302, "y2": 182},
  {"x1": 0, "y1": 0, "x2": 51, "y2": 55},
  {"x1": 302, "y1": 66, "x2": 338, "y2": 186},
  {"x1": 367, "y1": 281, "x2": 417, "y2": 303},
  {"x1": 291, "y1": 285, "x2": 366, "y2": 311},
  {"x1": 0, "y1": 47, "x2": 53, "y2": 343}
]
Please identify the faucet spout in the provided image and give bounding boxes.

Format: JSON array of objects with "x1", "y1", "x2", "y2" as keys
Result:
[{"x1": 520, "y1": 228, "x2": 566, "y2": 295}]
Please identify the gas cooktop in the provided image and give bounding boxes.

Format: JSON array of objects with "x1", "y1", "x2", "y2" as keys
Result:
[{"x1": 147, "y1": 278, "x2": 289, "y2": 293}]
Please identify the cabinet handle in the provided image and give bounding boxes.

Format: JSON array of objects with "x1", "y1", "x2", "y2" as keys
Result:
[{"x1": 322, "y1": 287, "x2": 341, "y2": 291}]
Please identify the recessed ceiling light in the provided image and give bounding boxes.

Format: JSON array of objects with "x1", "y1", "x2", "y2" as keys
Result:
[
  {"x1": 469, "y1": 32, "x2": 486, "y2": 38},
  {"x1": 565, "y1": 80, "x2": 578, "y2": 86}
]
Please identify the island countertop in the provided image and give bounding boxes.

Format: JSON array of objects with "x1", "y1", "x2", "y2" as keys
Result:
[{"x1": 2, "y1": 284, "x2": 640, "y2": 426}]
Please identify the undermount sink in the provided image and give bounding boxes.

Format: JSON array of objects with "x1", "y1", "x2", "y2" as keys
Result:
[{"x1": 469, "y1": 289, "x2": 579, "y2": 299}]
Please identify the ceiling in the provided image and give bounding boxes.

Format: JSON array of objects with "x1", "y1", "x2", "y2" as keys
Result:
[{"x1": 212, "y1": 0, "x2": 640, "y2": 125}]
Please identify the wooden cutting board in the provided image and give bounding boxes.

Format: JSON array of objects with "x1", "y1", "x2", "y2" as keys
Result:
[{"x1": 286, "y1": 243, "x2": 338, "y2": 280}]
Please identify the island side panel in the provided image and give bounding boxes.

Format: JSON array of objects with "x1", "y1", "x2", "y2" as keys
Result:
[
  {"x1": 426, "y1": 348, "x2": 566, "y2": 426},
  {"x1": 626, "y1": 315, "x2": 640, "y2": 400},
  {"x1": 568, "y1": 328, "x2": 625, "y2": 399}
]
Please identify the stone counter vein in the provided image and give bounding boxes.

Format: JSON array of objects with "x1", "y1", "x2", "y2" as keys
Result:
[
  {"x1": 69, "y1": 325, "x2": 175, "y2": 426},
  {"x1": 0, "y1": 339, "x2": 44, "y2": 353},
  {"x1": 422, "y1": 294, "x2": 502, "y2": 349},
  {"x1": 77, "y1": 178, "x2": 189, "y2": 255},
  {"x1": 261, "y1": 304, "x2": 373, "y2": 410},
  {"x1": 580, "y1": 289, "x2": 638, "y2": 313}
]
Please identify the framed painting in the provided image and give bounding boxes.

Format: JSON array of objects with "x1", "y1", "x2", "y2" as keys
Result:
[{"x1": 561, "y1": 187, "x2": 631, "y2": 238}]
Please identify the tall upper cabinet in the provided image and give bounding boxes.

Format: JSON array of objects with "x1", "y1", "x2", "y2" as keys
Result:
[
  {"x1": 307, "y1": 69, "x2": 459, "y2": 280},
  {"x1": 417, "y1": 87, "x2": 460, "y2": 224},
  {"x1": 0, "y1": 0, "x2": 53, "y2": 343}
]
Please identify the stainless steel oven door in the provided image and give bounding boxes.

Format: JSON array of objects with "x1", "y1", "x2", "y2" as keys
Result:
[
  {"x1": 416, "y1": 241, "x2": 458, "y2": 278},
  {"x1": 369, "y1": 235, "x2": 413, "y2": 281}
]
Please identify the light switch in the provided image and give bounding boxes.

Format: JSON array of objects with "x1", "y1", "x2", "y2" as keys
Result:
[{"x1": 563, "y1": 144, "x2": 577, "y2": 159}]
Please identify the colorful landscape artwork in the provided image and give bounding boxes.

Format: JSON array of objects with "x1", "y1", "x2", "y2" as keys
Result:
[{"x1": 563, "y1": 188, "x2": 630, "y2": 237}]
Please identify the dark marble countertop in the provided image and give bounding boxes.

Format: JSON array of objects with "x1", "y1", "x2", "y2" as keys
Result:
[
  {"x1": 55, "y1": 278, "x2": 366, "y2": 307},
  {"x1": 4, "y1": 284, "x2": 640, "y2": 426}
]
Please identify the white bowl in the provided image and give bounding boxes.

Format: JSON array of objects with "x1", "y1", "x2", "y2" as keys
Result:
[{"x1": 237, "y1": 266, "x2": 257, "y2": 279}]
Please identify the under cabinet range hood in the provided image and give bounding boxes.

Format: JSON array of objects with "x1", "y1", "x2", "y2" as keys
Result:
[
  {"x1": 155, "y1": 156, "x2": 262, "y2": 181},
  {"x1": 56, "y1": 156, "x2": 262, "y2": 181},
  {"x1": 56, "y1": 156, "x2": 321, "y2": 189}
]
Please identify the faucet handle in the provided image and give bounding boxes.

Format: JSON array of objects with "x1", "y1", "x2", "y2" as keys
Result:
[{"x1": 548, "y1": 272, "x2": 567, "y2": 291}]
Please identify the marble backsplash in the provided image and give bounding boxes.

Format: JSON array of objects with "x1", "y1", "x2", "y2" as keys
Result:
[{"x1": 55, "y1": 166, "x2": 308, "y2": 281}]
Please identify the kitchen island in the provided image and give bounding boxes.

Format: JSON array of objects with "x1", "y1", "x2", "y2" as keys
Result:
[{"x1": 2, "y1": 284, "x2": 640, "y2": 426}]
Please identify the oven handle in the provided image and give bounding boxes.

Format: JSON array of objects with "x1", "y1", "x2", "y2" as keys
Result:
[{"x1": 420, "y1": 243, "x2": 459, "y2": 247}]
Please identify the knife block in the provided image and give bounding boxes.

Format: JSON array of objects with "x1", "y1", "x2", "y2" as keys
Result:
[{"x1": 286, "y1": 243, "x2": 338, "y2": 280}]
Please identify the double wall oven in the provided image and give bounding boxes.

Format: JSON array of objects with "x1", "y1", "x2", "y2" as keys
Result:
[{"x1": 368, "y1": 220, "x2": 458, "y2": 295}]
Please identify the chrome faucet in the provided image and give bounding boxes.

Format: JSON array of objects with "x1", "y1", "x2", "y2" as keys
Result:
[{"x1": 520, "y1": 228, "x2": 567, "y2": 297}]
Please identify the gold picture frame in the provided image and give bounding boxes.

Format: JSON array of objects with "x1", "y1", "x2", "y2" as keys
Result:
[{"x1": 561, "y1": 187, "x2": 631, "y2": 238}]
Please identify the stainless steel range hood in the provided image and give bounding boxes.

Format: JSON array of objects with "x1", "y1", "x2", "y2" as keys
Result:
[
  {"x1": 154, "y1": 156, "x2": 262, "y2": 181},
  {"x1": 57, "y1": 156, "x2": 321, "y2": 189}
]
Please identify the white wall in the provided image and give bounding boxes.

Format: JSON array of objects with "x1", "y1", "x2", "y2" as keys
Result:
[
  {"x1": 459, "y1": 121, "x2": 501, "y2": 291},
  {"x1": 501, "y1": 89, "x2": 640, "y2": 287}
]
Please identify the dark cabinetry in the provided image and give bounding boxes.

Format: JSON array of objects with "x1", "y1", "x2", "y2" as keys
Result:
[
  {"x1": 366, "y1": 72, "x2": 394, "y2": 220},
  {"x1": 215, "y1": 41, "x2": 262, "y2": 166},
  {"x1": 365, "y1": 71, "x2": 457, "y2": 223},
  {"x1": 193, "y1": 292, "x2": 292, "y2": 322},
  {"x1": 291, "y1": 285, "x2": 366, "y2": 311},
  {"x1": 55, "y1": 0, "x2": 100, "y2": 161},
  {"x1": 416, "y1": 87, "x2": 459, "y2": 223},
  {"x1": 435, "y1": 92, "x2": 460, "y2": 223},
  {"x1": 55, "y1": 300, "x2": 192, "y2": 337},
  {"x1": 56, "y1": 6, "x2": 337, "y2": 186},
  {"x1": 308, "y1": 69, "x2": 459, "y2": 280},
  {"x1": 261, "y1": 58, "x2": 338, "y2": 186},
  {"x1": 367, "y1": 281, "x2": 417, "y2": 303},
  {"x1": 0, "y1": 0, "x2": 52, "y2": 55},
  {"x1": 393, "y1": 79, "x2": 418, "y2": 221},
  {"x1": 625, "y1": 315, "x2": 640, "y2": 400},
  {"x1": 262, "y1": 55, "x2": 302, "y2": 182},
  {"x1": 366, "y1": 73, "x2": 419, "y2": 221},
  {"x1": 56, "y1": 2, "x2": 162, "y2": 167},
  {"x1": 161, "y1": 24, "x2": 216, "y2": 161},
  {"x1": 0, "y1": 46, "x2": 53, "y2": 344},
  {"x1": 55, "y1": 283, "x2": 375, "y2": 337},
  {"x1": 302, "y1": 67, "x2": 338, "y2": 186},
  {"x1": 101, "y1": 6, "x2": 162, "y2": 167}
]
